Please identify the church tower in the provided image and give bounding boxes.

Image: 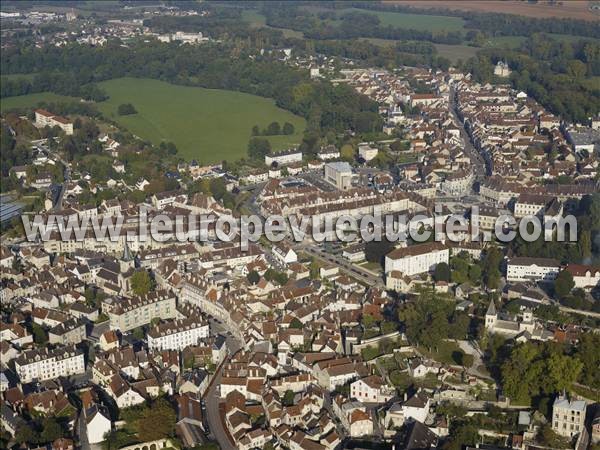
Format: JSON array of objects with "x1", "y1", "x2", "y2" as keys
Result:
[{"x1": 485, "y1": 299, "x2": 497, "y2": 330}]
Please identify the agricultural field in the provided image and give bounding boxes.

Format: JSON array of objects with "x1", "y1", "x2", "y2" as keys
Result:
[
  {"x1": 387, "y1": 0, "x2": 599, "y2": 21},
  {"x1": 342, "y1": 7, "x2": 466, "y2": 32},
  {"x1": 0, "y1": 92, "x2": 79, "y2": 112},
  {"x1": 96, "y1": 78, "x2": 306, "y2": 164},
  {"x1": 296, "y1": 4, "x2": 466, "y2": 31},
  {"x1": 483, "y1": 35, "x2": 527, "y2": 49},
  {"x1": 433, "y1": 43, "x2": 479, "y2": 63}
]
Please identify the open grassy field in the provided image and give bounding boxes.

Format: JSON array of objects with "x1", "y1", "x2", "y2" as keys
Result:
[
  {"x1": 96, "y1": 78, "x2": 306, "y2": 164},
  {"x1": 240, "y1": 9, "x2": 305, "y2": 39},
  {"x1": 241, "y1": 9, "x2": 266, "y2": 27},
  {"x1": 343, "y1": 7, "x2": 466, "y2": 31},
  {"x1": 387, "y1": 0, "x2": 599, "y2": 21},
  {"x1": 0, "y1": 92, "x2": 80, "y2": 112},
  {"x1": 433, "y1": 43, "x2": 479, "y2": 63}
]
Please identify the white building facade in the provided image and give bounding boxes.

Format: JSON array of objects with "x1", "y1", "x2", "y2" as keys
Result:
[
  {"x1": 15, "y1": 345, "x2": 85, "y2": 383},
  {"x1": 147, "y1": 319, "x2": 210, "y2": 351},
  {"x1": 506, "y1": 257, "x2": 561, "y2": 282},
  {"x1": 552, "y1": 394, "x2": 586, "y2": 438},
  {"x1": 265, "y1": 150, "x2": 303, "y2": 166},
  {"x1": 385, "y1": 243, "x2": 449, "y2": 277}
]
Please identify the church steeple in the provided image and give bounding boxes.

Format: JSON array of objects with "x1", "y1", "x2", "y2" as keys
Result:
[
  {"x1": 486, "y1": 299, "x2": 497, "y2": 316},
  {"x1": 120, "y1": 241, "x2": 134, "y2": 273},
  {"x1": 122, "y1": 241, "x2": 133, "y2": 262}
]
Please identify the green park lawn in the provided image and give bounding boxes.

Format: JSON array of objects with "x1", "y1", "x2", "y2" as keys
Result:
[{"x1": 96, "y1": 78, "x2": 306, "y2": 164}]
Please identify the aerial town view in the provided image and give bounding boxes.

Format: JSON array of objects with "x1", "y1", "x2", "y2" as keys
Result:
[{"x1": 0, "y1": 1, "x2": 599, "y2": 450}]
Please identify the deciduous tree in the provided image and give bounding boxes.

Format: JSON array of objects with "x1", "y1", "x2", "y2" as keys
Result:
[
  {"x1": 131, "y1": 270, "x2": 153, "y2": 296},
  {"x1": 554, "y1": 270, "x2": 574, "y2": 299}
]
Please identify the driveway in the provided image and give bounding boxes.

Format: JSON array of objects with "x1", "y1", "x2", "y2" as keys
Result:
[{"x1": 455, "y1": 339, "x2": 494, "y2": 382}]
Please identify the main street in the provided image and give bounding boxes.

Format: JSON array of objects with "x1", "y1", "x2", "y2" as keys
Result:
[
  {"x1": 203, "y1": 319, "x2": 243, "y2": 450},
  {"x1": 449, "y1": 87, "x2": 488, "y2": 181}
]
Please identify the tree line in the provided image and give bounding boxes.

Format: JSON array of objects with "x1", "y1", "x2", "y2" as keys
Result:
[
  {"x1": 1, "y1": 71, "x2": 108, "y2": 101},
  {"x1": 262, "y1": 5, "x2": 464, "y2": 45},
  {"x1": 251, "y1": 121, "x2": 294, "y2": 136},
  {"x1": 335, "y1": 1, "x2": 600, "y2": 39},
  {"x1": 311, "y1": 39, "x2": 452, "y2": 71}
]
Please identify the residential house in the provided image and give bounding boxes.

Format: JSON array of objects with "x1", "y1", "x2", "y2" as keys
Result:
[
  {"x1": 84, "y1": 404, "x2": 112, "y2": 444},
  {"x1": 350, "y1": 375, "x2": 394, "y2": 404},
  {"x1": 552, "y1": 392, "x2": 586, "y2": 438}
]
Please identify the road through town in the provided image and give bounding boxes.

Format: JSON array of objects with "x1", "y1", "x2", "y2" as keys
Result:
[{"x1": 203, "y1": 320, "x2": 243, "y2": 450}]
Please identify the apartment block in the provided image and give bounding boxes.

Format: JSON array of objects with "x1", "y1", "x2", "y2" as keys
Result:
[
  {"x1": 107, "y1": 290, "x2": 177, "y2": 332},
  {"x1": 385, "y1": 242, "x2": 449, "y2": 277},
  {"x1": 147, "y1": 318, "x2": 209, "y2": 351},
  {"x1": 15, "y1": 345, "x2": 85, "y2": 383}
]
